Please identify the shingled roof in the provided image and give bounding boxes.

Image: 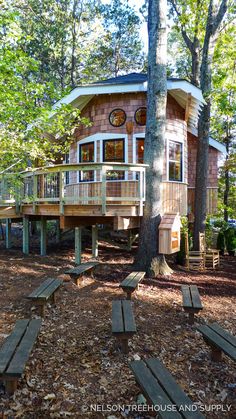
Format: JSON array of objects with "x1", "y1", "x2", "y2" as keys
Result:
[{"x1": 93, "y1": 72, "x2": 187, "y2": 86}]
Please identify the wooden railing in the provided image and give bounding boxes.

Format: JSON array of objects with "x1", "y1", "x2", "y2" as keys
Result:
[{"x1": 0, "y1": 163, "x2": 147, "y2": 216}]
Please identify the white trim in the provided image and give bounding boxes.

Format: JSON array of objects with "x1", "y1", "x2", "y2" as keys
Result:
[
  {"x1": 52, "y1": 80, "x2": 205, "y2": 112},
  {"x1": 132, "y1": 133, "x2": 145, "y2": 164},
  {"x1": 132, "y1": 133, "x2": 145, "y2": 181},
  {"x1": 166, "y1": 138, "x2": 184, "y2": 183},
  {"x1": 77, "y1": 132, "x2": 128, "y2": 182}
]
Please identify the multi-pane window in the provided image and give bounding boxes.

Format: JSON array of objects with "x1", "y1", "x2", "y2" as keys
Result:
[
  {"x1": 103, "y1": 139, "x2": 124, "y2": 180},
  {"x1": 79, "y1": 142, "x2": 94, "y2": 182},
  {"x1": 136, "y1": 138, "x2": 144, "y2": 163},
  {"x1": 168, "y1": 141, "x2": 182, "y2": 182}
]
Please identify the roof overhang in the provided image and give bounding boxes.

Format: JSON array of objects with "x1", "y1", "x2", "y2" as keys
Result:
[{"x1": 52, "y1": 80, "x2": 205, "y2": 129}]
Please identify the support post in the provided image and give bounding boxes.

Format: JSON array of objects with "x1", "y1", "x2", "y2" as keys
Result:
[
  {"x1": 40, "y1": 217, "x2": 47, "y2": 256},
  {"x1": 92, "y1": 225, "x2": 98, "y2": 258},
  {"x1": 56, "y1": 220, "x2": 61, "y2": 243},
  {"x1": 23, "y1": 217, "x2": 29, "y2": 254},
  {"x1": 101, "y1": 166, "x2": 106, "y2": 215},
  {"x1": 59, "y1": 171, "x2": 65, "y2": 215},
  {"x1": 5, "y1": 218, "x2": 12, "y2": 249},
  {"x1": 75, "y1": 227, "x2": 82, "y2": 265}
]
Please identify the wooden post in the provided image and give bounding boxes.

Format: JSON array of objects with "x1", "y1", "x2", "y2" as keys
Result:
[
  {"x1": 33, "y1": 174, "x2": 37, "y2": 214},
  {"x1": 120, "y1": 338, "x2": 129, "y2": 354},
  {"x1": 75, "y1": 227, "x2": 82, "y2": 265},
  {"x1": 23, "y1": 217, "x2": 29, "y2": 254},
  {"x1": 5, "y1": 378, "x2": 18, "y2": 395},
  {"x1": 56, "y1": 220, "x2": 61, "y2": 243},
  {"x1": 126, "y1": 291, "x2": 132, "y2": 300},
  {"x1": 101, "y1": 166, "x2": 106, "y2": 215},
  {"x1": 211, "y1": 347, "x2": 222, "y2": 362},
  {"x1": 127, "y1": 230, "x2": 133, "y2": 251},
  {"x1": 5, "y1": 218, "x2": 12, "y2": 249},
  {"x1": 92, "y1": 225, "x2": 98, "y2": 258},
  {"x1": 59, "y1": 171, "x2": 65, "y2": 215},
  {"x1": 40, "y1": 217, "x2": 47, "y2": 256}
]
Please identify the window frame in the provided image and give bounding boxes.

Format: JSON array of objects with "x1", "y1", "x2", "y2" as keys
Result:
[
  {"x1": 77, "y1": 138, "x2": 96, "y2": 183},
  {"x1": 102, "y1": 138, "x2": 125, "y2": 163},
  {"x1": 167, "y1": 139, "x2": 184, "y2": 183}
]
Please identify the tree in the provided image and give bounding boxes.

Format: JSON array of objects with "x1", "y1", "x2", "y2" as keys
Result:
[
  {"x1": 135, "y1": 0, "x2": 172, "y2": 275},
  {"x1": 168, "y1": 0, "x2": 228, "y2": 248},
  {"x1": 91, "y1": 0, "x2": 145, "y2": 78},
  {"x1": 211, "y1": 25, "x2": 236, "y2": 221},
  {"x1": 0, "y1": 6, "x2": 89, "y2": 173}
]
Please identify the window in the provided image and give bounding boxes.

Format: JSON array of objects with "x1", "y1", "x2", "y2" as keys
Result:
[
  {"x1": 136, "y1": 138, "x2": 144, "y2": 163},
  {"x1": 103, "y1": 138, "x2": 124, "y2": 180},
  {"x1": 135, "y1": 107, "x2": 147, "y2": 126},
  {"x1": 109, "y1": 109, "x2": 126, "y2": 127},
  {"x1": 79, "y1": 141, "x2": 94, "y2": 182},
  {"x1": 168, "y1": 141, "x2": 182, "y2": 182}
]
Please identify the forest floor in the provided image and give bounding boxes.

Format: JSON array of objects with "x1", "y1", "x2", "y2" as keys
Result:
[{"x1": 0, "y1": 229, "x2": 235, "y2": 419}]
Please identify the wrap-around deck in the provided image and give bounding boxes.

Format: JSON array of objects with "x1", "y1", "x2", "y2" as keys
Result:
[{"x1": 0, "y1": 162, "x2": 217, "y2": 225}]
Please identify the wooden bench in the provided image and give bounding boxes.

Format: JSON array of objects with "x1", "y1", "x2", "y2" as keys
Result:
[
  {"x1": 0, "y1": 319, "x2": 41, "y2": 395},
  {"x1": 197, "y1": 322, "x2": 236, "y2": 362},
  {"x1": 65, "y1": 261, "x2": 99, "y2": 286},
  {"x1": 112, "y1": 300, "x2": 136, "y2": 353},
  {"x1": 120, "y1": 271, "x2": 145, "y2": 300},
  {"x1": 27, "y1": 278, "x2": 63, "y2": 316},
  {"x1": 181, "y1": 285, "x2": 203, "y2": 324},
  {"x1": 129, "y1": 358, "x2": 205, "y2": 419}
]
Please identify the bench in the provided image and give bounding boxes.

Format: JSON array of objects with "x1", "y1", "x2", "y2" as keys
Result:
[
  {"x1": 120, "y1": 271, "x2": 145, "y2": 300},
  {"x1": 112, "y1": 300, "x2": 136, "y2": 353},
  {"x1": 65, "y1": 261, "x2": 99, "y2": 286},
  {"x1": 129, "y1": 358, "x2": 205, "y2": 419},
  {"x1": 197, "y1": 322, "x2": 236, "y2": 362},
  {"x1": 27, "y1": 278, "x2": 63, "y2": 316},
  {"x1": 0, "y1": 319, "x2": 41, "y2": 395},
  {"x1": 181, "y1": 285, "x2": 203, "y2": 324}
]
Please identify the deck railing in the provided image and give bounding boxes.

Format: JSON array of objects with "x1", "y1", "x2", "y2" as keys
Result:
[{"x1": 0, "y1": 163, "x2": 147, "y2": 216}]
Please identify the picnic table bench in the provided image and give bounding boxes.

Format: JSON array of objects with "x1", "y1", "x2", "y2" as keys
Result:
[
  {"x1": 197, "y1": 322, "x2": 236, "y2": 362},
  {"x1": 181, "y1": 285, "x2": 203, "y2": 324},
  {"x1": 27, "y1": 278, "x2": 63, "y2": 316},
  {"x1": 0, "y1": 319, "x2": 41, "y2": 395},
  {"x1": 129, "y1": 358, "x2": 205, "y2": 419},
  {"x1": 65, "y1": 261, "x2": 99, "y2": 286},
  {"x1": 120, "y1": 271, "x2": 145, "y2": 300},
  {"x1": 112, "y1": 300, "x2": 136, "y2": 353}
]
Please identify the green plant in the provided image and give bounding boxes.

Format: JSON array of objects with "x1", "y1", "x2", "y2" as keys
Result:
[
  {"x1": 225, "y1": 228, "x2": 236, "y2": 251},
  {"x1": 217, "y1": 231, "x2": 225, "y2": 253},
  {"x1": 176, "y1": 216, "x2": 188, "y2": 265}
]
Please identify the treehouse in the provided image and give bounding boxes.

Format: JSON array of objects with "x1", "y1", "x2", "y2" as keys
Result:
[{"x1": 0, "y1": 73, "x2": 226, "y2": 259}]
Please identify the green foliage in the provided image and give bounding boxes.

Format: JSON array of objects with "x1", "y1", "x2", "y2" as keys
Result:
[
  {"x1": 92, "y1": 0, "x2": 145, "y2": 77},
  {"x1": 176, "y1": 216, "x2": 188, "y2": 265},
  {"x1": 225, "y1": 228, "x2": 236, "y2": 252},
  {"x1": 0, "y1": 0, "x2": 145, "y2": 174},
  {"x1": 216, "y1": 231, "x2": 225, "y2": 252}
]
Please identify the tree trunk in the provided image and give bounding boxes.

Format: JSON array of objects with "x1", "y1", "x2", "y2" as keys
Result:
[
  {"x1": 224, "y1": 135, "x2": 230, "y2": 222},
  {"x1": 135, "y1": 0, "x2": 171, "y2": 276},
  {"x1": 193, "y1": 0, "x2": 227, "y2": 249}
]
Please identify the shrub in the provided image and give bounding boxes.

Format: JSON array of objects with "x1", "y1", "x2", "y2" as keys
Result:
[
  {"x1": 225, "y1": 228, "x2": 236, "y2": 252},
  {"x1": 217, "y1": 231, "x2": 225, "y2": 253},
  {"x1": 176, "y1": 216, "x2": 188, "y2": 265}
]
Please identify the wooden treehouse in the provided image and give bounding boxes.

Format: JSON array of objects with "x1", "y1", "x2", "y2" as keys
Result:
[{"x1": 0, "y1": 73, "x2": 226, "y2": 261}]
